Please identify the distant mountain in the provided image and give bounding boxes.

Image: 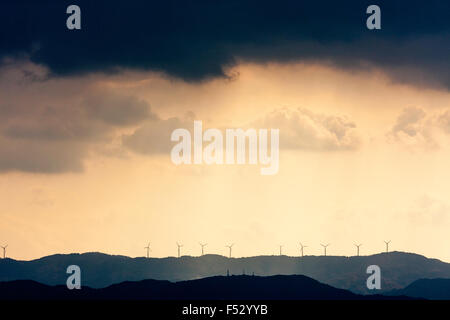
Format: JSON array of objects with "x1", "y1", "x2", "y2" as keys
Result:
[
  {"x1": 0, "y1": 275, "x2": 414, "y2": 300},
  {"x1": 1, "y1": 251, "x2": 449, "y2": 294},
  {"x1": 387, "y1": 278, "x2": 450, "y2": 300}
]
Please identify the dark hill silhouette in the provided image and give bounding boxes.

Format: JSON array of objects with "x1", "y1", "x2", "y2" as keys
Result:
[
  {"x1": 1, "y1": 252, "x2": 449, "y2": 294},
  {"x1": 387, "y1": 278, "x2": 450, "y2": 300},
  {"x1": 0, "y1": 275, "x2": 415, "y2": 300}
]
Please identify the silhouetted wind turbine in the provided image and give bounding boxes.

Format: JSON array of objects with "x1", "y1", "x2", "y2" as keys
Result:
[
  {"x1": 199, "y1": 243, "x2": 207, "y2": 256},
  {"x1": 279, "y1": 245, "x2": 283, "y2": 256},
  {"x1": 144, "y1": 242, "x2": 150, "y2": 258},
  {"x1": 177, "y1": 242, "x2": 183, "y2": 258},
  {"x1": 320, "y1": 243, "x2": 330, "y2": 256},
  {"x1": 384, "y1": 240, "x2": 391, "y2": 253},
  {"x1": 354, "y1": 243, "x2": 362, "y2": 256},
  {"x1": 226, "y1": 243, "x2": 234, "y2": 258},
  {"x1": 1, "y1": 245, "x2": 7, "y2": 259},
  {"x1": 299, "y1": 243, "x2": 308, "y2": 257}
]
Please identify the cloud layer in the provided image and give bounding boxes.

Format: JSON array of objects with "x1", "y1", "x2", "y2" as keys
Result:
[
  {"x1": 123, "y1": 107, "x2": 361, "y2": 157},
  {"x1": 253, "y1": 108, "x2": 360, "y2": 151},
  {"x1": 0, "y1": 64, "x2": 154, "y2": 173},
  {"x1": 388, "y1": 107, "x2": 450, "y2": 150},
  {"x1": 1, "y1": 0, "x2": 449, "y2": 88}
]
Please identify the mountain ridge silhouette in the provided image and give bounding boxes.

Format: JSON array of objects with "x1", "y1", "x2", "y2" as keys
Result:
[
  {"x1": 387, "y1": 278, "x2": 450, "y2": 300},
  {"x1": 0, "y1": 275, "x2": 417, "y2": 300},
  {"x1": 1, "y1": 251, "x2": 449, "y2": 294}
]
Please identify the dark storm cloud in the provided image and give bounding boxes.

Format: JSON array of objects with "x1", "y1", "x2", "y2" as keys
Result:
[
  {"x1": 0, "y1": 65, "x2": 155, "y2": 173},
  {"x1": 0, "y1": 0, "x2": 449, "y2": 87}
]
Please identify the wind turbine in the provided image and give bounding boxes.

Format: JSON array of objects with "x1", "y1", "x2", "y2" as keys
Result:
[
  {"x1": 199, "y1": 243, "x2": 207, "y2": 256},
  {"x1": 177, "y1": 242, "x2": 183, "y2": 258},
  {"x1": 354, "y1": 243, "x2": 362, "y2": 256},
  {"x1": 384, "y1": 240, "x2": 391, "y2": 253},
  {"x1": 299, "y1": 243, "x2": 308, "y2": 257},
  {"x1": 144, "y1": 242, "x2": 150, "y2": 258},
  {"x1": 1, "y1": 245, "x2": 7, "y2": 259},
  {"x1": 226, "y1": 243, "x2": 234, "y2": 258},
  {"x1": 320, "y1": 243, "x2": 330, "y2": 256},
  {"x1": 279, "y1": 245, "x2": 283, "y2": 256}
]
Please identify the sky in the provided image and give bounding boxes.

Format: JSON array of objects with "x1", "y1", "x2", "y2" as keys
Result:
[{"x1": 1, "y1": 0, "x2": 450, "y2": 261}]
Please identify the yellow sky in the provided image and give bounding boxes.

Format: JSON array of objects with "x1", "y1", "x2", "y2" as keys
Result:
[{"x1": 1, "y1": 62, "x2": 450, "y2": 261}]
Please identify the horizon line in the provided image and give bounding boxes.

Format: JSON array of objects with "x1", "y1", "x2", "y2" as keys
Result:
[{"x1": 1, "y1": 250, "x2": 447, "y2": 264}]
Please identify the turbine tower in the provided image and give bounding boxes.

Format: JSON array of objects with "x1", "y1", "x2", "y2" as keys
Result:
[
  {"x1": 226, "y1": 243, "x2": 234, "y2": 258},
  {"x1": 177, "y1": 242, "x2": 183, "y2": 258},
  {"x1": 1, "y1": 245, "x2": 7, "y2": 259},
  {"x1": 354, "y1": 243, "x2": 362, "y2": 256},
  {"x1": 320, "y1": 243, "x2": 330, "y2": 256},
  {"x1": 384, "y1": 240, "x2": 391, "y2": 253},
  {"x1": 299, "y1": 243, "x2": 308, "y2": 257},
  {"x1": 144, "y1": 242, "x2": 150, "y2": 258},
  {"x1": 199, "y1": 243, "x2": 207, "y2": 256},
  {"x1": 279, "y1": 245, "x2": 283, "y2": 256}
]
